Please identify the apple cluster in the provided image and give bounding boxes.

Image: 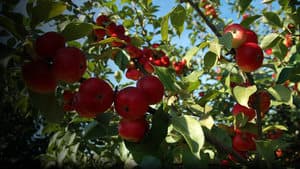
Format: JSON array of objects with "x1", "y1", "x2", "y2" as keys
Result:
[
  {"x1": 200, "y1": 0, "x2": 218, "y2": 18},
  {"x1": 230, "y1": 87, "x2": 271, "y2": 158},
  {"x1": 22, "y1": 32, "x2": 87, "y2": 94},
  {"x1": 223, "y1": 23, "x2": 264, "y2": 72},
  {"x1": 116, "y1": 75, "x2": 164, "y2": 142}
]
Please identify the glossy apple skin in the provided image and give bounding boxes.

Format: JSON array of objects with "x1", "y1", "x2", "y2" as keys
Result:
[
  {"x1": 248, "y1": 90, "x2": 271, "y2": 117},
  {"x1": 53, "y1": 47, "x2": 87, "y2": 83},
  {"x1": 235, "y1": 42, "x2": 264, "y2": 72},
  {"x1": 137, "y1": 75, "x2": 164, "y2": 105},
  {"x1": 232, "y1": 131, "x2": 256, "y2": 151},
  {"x1": 74, "y1": 78, "x2": 114, "y2": 118},
  {"x1": 245, "y1": 29, "x2": 258, "y2": 44},
  {"x1": 35, "y1": 32, "x2": 65, "y2": 59},
  {"x1": 223, "y1": 23, "x2": 247, "y2": 48},
  {"x1": 63, "y1": 90, "x2": 75, "y2": 111},
  {"x1": 114, "y1": 87, "x2": 149, "y2": 119},
  {"x1": 22, "y1": 60, "x2": 57, "y2": 93},
  {"x1": 232, "y1": 104, "x2": 256, "y2": 121},
  {"x1": 118, "y1": 118, "x2": 149, "y2": 142}
]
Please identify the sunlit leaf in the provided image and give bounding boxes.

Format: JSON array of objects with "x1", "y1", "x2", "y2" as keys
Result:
[
  {"x1": 172, "y1": 115, "x2": 205, "y2": 159},
  {"x1": 261, "y1": 33, "x2": 281, "y2": 50},
  {"x1": 183, "y1": 46, "x2": 200, "y2": 68},
  {"x1": 161, "y1": 14, "x2": 169, "y2": 41},
  {"x1": 170, "y1": 5, "x2": 186, "y2": 36},
  {"x1": 233, "y1": 85, "x2": 257, "y2": 108},
  {"x1": 267, "y1": 84, "x2": 292, "y2": 103},
  {"x1": 263, "y1": 12, "x2": 282, "y2": 27}
]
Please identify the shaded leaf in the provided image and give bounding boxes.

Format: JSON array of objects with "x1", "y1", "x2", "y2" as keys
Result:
[
  {"x1": 204, "y1": 51, "x2": 218, "y2": 71},
  {"x1": 31, "y1": 1, "x2": 66, "y2": 27},
  {"x1": 219, "y1": 33, "x2": 232, "y2": 50},
  {"x1": 198, "y1": 90, "x2": 220, "y2": 107},
  {"x1": 267, "y1": 84, "x2": 292, "y2": 103},
  {"x1": 170, "y1": 5, "x2": 186, "y2": 36},
  {"x1": 114, "y1": 50, "x2": 130, "y2": 71},
  {"x1": 240, "y1": 15, "x2": 261, "y2": 28},
  {"x1": 62, "y1": 22, "x2": 93, "y2": 41},
  {"x1": 155, "y1": 67, "x2": 180, "y2": 92},
  {"x1": 263, "y1": 12, "x2": 282, "y2": 27}
]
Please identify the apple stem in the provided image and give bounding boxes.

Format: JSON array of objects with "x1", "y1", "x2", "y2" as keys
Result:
[{"x1": 185, "y1": 0, "x2": 222, "y2": 37}]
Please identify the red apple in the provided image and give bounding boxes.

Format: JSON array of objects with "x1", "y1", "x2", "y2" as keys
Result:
[
  {"x1": 22, "y1": 60, "x2": 57, "y2": 93},
  {"x1": 232, "y1": 104, "x2": 256, "y2": 121},
  {"x1": 118, "y1": 118, "x2": 149, "y2": 142},
  {"x1": 114, "y1": 87, "x2": 149, "y2": 119},
  {"x1": 53, "y1": 47, "x2": 87, "y2": 83},
  {"x1": 143, "y1": 61, "x2": 154, "y2": 74},
  {"x1": 245, "y1": 29, "x2": 258, "y2": 44},
  {"x1": 125, "y1": 68, "x2": 143, "y2": 80},
  {"x1": 74, "y1": 78, "x2": 114, "y2": 118},
  {"x1": 235, "y1": 42, "x2": 264, "y2": 72},
  {"x1": 63, "y1": 90, "x2": 75, "y2": 111},
  {"x1": 284, "y1": 33, "x2": 293, "y2": 48},
  {"x1": 223, "y1": 23, "x2": 247, "y2": 48},
  {"x1": 137, "y1": 75, "x2": 164, "y2": 105},
  {"x1": 96, "y1": 14, "x2": 110, "y2": 26},
  {"x1": 232, "y1": 131, "x2": 256, "y2": 151},
  {"x1": 248, "y1": 90, "x2": 271, "y2": 116},
  {"x1": 35, "y1": 32, "x2": 65, "y2": 59}
]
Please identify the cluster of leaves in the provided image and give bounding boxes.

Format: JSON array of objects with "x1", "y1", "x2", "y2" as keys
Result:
[{"x1": 0, "y1": 0, "x2": 300, "y2": 169}]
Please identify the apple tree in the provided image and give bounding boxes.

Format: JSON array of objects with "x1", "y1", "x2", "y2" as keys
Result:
[{"x1": 0, "y1": 0, "x2": 300, "y2": 168}]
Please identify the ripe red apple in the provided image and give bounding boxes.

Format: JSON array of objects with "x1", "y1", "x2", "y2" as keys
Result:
[
  {"x1": 245, "y1": 29, "x2": 258, "y2": 44},
  {"x1": 22, "y1": 60, "x2": 57, "y2": 93},
  {"x1": 223, "y1": 23, "x2": 247, "y2": 48},
  {"x1": 160, "y1": 55, "x2": 170, "y2": 67},
  {"x1": 96, "y1": 14, "x2": 110, "y2": 26},
  {"x1": 114, "y1": 87, "x2": 149, "y2": 119},
  {"x1": 137, "y1": 75, "x2": 164, "y2": 105},
  {"x1": 143, "y1": 61, "x2": 154, "y2": 74},
  {"x1": 74, "y1": 78, "x2": 114, "y2": 118},
  {"x1": 248, "y1": 90, "x2": 271, "y2": 116},
  {"x1": 53, "y1": 47, "x2": 87, "y2": 83},
  {"x1": 63, "y1": 90, "x2": 75, "y2": 111},
  {"x1": 125, "y1": 68, "x2": 143, "y2": 80},
  {"x1": 265, "y1": 48, "x2": 272, "y2": 55},
  {"x1": 35, "y1": 32, "x2": 65, "y2": 59},
  {"x1": 235, "y1": 42, "x2": 264, "y2": 72},
  {"x1": 125, "y1": 45, "x2": 143, "y2": 58},
  {"x1": 118, "y1": 118, "x2": 149, "y2": 142},
  {"x1": 232, "y1": 104, "x2": 256, "y2": 121},
  {"x1": 284, "y1": 33, "x2": 293, "y2": 48},
  {"x1": 232, "y1": 131, "x2": 256, "y2": 151}
]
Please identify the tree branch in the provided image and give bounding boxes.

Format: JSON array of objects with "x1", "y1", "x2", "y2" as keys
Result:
[{"x1": 185, "y1": 0, "x2": 222, "y2": 37}]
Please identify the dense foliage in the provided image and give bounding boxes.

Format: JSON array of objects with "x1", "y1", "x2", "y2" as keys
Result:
[{"x1": 0, "y1": 0, "x2": 300, "y2": 168}]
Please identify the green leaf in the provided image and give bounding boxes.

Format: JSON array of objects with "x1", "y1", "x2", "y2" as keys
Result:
[
  {"x1": 172, "y1": 115, "x2": 205, "y2": 159},
  {"x1": 234, "y1": 113, "x2": 249, "y2": 128},
  {"x1": 170, "y1": 5, "x2": 186, "y2": 36},
  {"x1": 233, "y1": 85, "x2": 257, "y2": 108},
  {"x1": 263, "y1": 125, "x2": 288, "y2": 133},
  {"x1": 209, "y1": 40, "x2": 221, "y2": 56},
  {"x1": 62, "y1": 22, "x2": 93, "y2": 41},
  {"x1": 219, "y1": 33, "x2": 233, "y2": 50},
  {"x1": 29, "y1": 91, "x2": 63, "y2": 123},
  {"x1": 161, "y1": 14, "x2": 169, "y2": 41},
  {"x1": 198, "y1": 90, "x2": 220, "y2": 107},
  {"x1": 263, "y1": 12, "x2": 282, "y2": 27},
  {"x1": 204, "y1": 51, "x2": 218, "y2": 71},
  {"x1": 31, "y1": 1, "x2": 66, "y2": 27},
  {"x1": 114, "y1": 50, "x2": 130, "y2": 71},
  {"x1": 155, "y1": 67, "x2": 180, "y2": 92},
  {"x1": 181, "y1": 145, "x2": 207, "y2": 169},
  {"x1": 263, "y1": 0, "x2": 274, "y2": 3},
  {"x1": 267, "y1": 84, "x2": 292, "y2": 103},
  {"x1": 261, "y1": 33, "x2": 281, "y2": 50},
  {"x1": 240, "y1": 15, "x2": 261, "y2": 28},
  {"x1": 199, "y1": 116, "x2": 214, "y2": 130},
  {"x1": 210, "y1": 127, "x2": 232, "y2": 148},
  {"x1": 272, "y1": 42, "x2": 288, "y2": 61},
  {"x1": 277, "y1": 67, "x2": 293, "y2": 84},
  {"x1": 238, "y1": 0, "x2": 251, "y2": 14},
  {"x1": 0, "y1": 15, "x2": 23, "y2": 40},
  {"x1": 289, "y1": 52, "x2": 300, "y2": 64},
  {"x1": 183, "y1": 46, "x2": 200, "y2": 68},
  {"x1": 256, "y1": 140, "x2": 288, "y2": 163},
  {"x1": 125, "y1": 106, "x2": 169, "y2": 162},
  {"x1": 183, "y1": 71, "x2": 202, "y2": 92},
  {"x1": 140, "y1": 155, "x2": 161, "y2": 169},
  {"x1": 82, "y1": 115, "x2": 118, "y2": 140}
]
